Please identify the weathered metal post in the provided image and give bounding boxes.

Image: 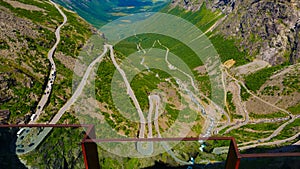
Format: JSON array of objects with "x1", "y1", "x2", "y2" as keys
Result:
[
  {"x1": 225, "y1": 138, "x2": 241, "y2": 169},
  {"x1": 82, "y1": 125, "x2": 101, "y2": 169}
]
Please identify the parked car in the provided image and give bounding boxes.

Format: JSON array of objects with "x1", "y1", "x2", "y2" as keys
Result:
[
  {"x1": 17, "y1": 144, "x2": 24, "y2": 148},
  {"x1": 16, "y1": 149, "x2": 25, "y2": 153}
]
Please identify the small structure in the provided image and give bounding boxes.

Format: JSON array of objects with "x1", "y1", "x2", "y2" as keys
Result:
[{"x1": 224, "y1": 59, "x2": 236, "y2": 69}]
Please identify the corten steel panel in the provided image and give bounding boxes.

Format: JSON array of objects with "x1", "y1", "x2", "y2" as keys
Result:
[
  {"x1": 82, "y1": 125, "x2": 101, "y2": 169},
  {"x1": 225, "y1": 139, "x2": 240, "y2": 169}
]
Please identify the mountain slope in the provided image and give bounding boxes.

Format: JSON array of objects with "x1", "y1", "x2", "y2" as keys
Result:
[
  {"x1": 0, "y1": 0, "x2": 95, "y2": 123},
  {"x1": 174, "y1": 0, "x2": 300, "y2": 65}
]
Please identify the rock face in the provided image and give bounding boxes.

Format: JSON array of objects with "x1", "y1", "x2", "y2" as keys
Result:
[
  {"x1": 171, "y1": 0, "x2": 235, "y2": 12},
  {"x1": 173, "y1": 0, "x2": 300, "y2": 65},
  {"x1": 220, "y1": 0, "x2": 300, "y2": 65},
  {"x1": 0, "y1": 73, "x2": 15, "y2": 104}
]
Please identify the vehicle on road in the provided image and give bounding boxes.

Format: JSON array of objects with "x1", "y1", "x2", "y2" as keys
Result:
[
  {"x1": 17, "y1": 128, "x2": 25, "y2": 137},
  {"x1": 30, "y1": 114, "x2": 37, "y2": 121},
  {"x1": 17, "y1": 144, "x2": 24, "y2": 148},
  {"x1": 16, "y1": 149, "x2": 25, "y2": 153}
]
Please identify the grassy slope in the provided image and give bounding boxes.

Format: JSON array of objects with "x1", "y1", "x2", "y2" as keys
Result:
[
  {"x1": 244, "y1": 63, "x2": 289, "y2": 92},
  {"x1": 0, "y1": 0, "x2": 95, "y2": 168},
  {"x1": 165, "y1": 5, "x2": 249, "y2": 66},
  {"x1": 0, "y1": 0, "x2": 94, "y2": 123}
]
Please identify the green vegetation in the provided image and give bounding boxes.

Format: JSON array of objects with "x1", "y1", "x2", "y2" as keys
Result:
[
  {"x1": 0, "y1": 0, "x2": 62, "y2": 28},
  {"x1": 172, "y1": 140, "x2": 228, "y2": 163},
  {"x1": 0, "y1": 39, "x2": 9, "y2": 49},
  {"x1": 210, "y1": 35, "x2": 249, "y2": 66},
  {"x1": 261, "y1": 85, "x2": 280, "y2": 96},
  {"x1": 98, "y1": 140, "x2": 227, "y2": 168},
  {"x1": 39, "y1": 58, "x2": 74, "y2": 123},
  {"x1": 232, "y1": 113, "x2": 243, "y2": 119},
  {"x1": 164, "y1": 4, "x2": 249, "y2": 66},
  {"x1": 165, "y1": 4, "x2": 224, "y2": 32},
  {"x1": 271, "y1": 118, "x2": 300, "y2": 141},
  {"x1": 282, "y1": 73, "x2": 300, "y2": 95},
  {"x1": 95, "y1": 57, "x2": 139, "y2": 135},
  {"x1": 288, "y1": 103, "x2": 300, "y2": 115},
  {"x1": 225, "y1": 122, "x2": 285, "y2": 143},
  {"x1": 95, "y1": 56, "x2": 185, "y2": 135},
  {"x1": 240, "y1": 85, "x2": 251, "y2": 101},
  {"x1": 57, "y1": 8, "x2": 93, "y2": 57},
  {"x1": 131, "y1": 69, "x2": 172, "y2": 111},
  {"x1": 242, "y1": 122, "x2": 284, "y2": 131},
  {"x1": 165, "y1": 104, "x2": 179, "y2": 123},
  {"x1": 115, "y1": 33, "x2": 203, "y2": 69},
  {"x1": 178, "y1": 107, "x2": 198, "y2": 123},
  {"x1": 101, "y1": 111, "x2": 137, "y2": 137},
  {"x1": 244, "y1": 63, "x2": 288, "y2": 92},
  {"x1": 95, "y1": 57, "x2": 115, "y2": 106},
  {"x1": 226, "y1": 129, "x2": 270, "y2": 143},
  {"x1": 0, "y1": 69, "x2": 43, "y2": 122},
  {"x1": 0, "y1": 0, "x2": 94, "y2": 124},
  {"x1": 0, "y1": 0, "x2": 93, "y2": 57},
  {"x1": 225, "y1": 91, "x2": 244, "y2": 120},
  {"x1": 249, "y1": 111, "x2": 288, "y2": 119},
  {"x1": 195, "y1": 74, "x2": 211, "y2": 98},
  {"x1": 100, "y1": 157, "x2": 142, "y2": 169},
  {"x1": 205, "y1": 140, "x2": 230, "y2": 149},
  {"x1": 21, "y1": 127, "x2": 85, "y2": 168},
  {"x1": 226, "y1": 91, "x2": 236, "y2": 113}
]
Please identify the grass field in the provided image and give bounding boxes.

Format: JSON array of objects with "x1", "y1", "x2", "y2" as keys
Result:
[{"x1": 244, "y1": 63, "x2": 288, "y2": 92}]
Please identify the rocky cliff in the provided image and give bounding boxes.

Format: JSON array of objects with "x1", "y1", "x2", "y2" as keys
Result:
[{"x1": 172, "y1": 0, "x2": 300, "y2": 65}]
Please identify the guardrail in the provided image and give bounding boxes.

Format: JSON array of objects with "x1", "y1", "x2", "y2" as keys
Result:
[{"x1": 0, "y1": 124, "x2": 299, "y2": 169}]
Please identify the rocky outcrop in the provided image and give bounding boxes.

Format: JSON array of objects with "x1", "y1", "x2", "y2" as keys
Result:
[
  {"x1": 290, "y1": 19, "x2": 300, "y2": 64},
  {"x1": 220, "y1": 0, "x2": 300, "y2": 65},
  {"x1": 172, "y1": 0, "x2": 300, "y2": 65},
  {"x1": 171, "y1": 0, "x2": 235, "y2": 12},
  {"x1": 0, "y1": 73, "x2": 15, "y2": 104},
  {"x1": 0, "y1": 110, "x2": 10, "y2": 124}
]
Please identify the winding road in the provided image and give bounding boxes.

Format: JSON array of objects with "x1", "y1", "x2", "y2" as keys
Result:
[
  {"x1": 17, "y1": 44, "x2": 108, "y2": 155},
  {"x1": 17, "y1": 0, "x2": 68, "y2": 154},
  {"x1": 224, "y1": 67, "x2": 299, "y2": 144},
  {"x1": 213, "y1": 65, "x2": 300, "y2": 153},
  {"x1": 16, "y1": 2, "x2": 299, "y2": 160},
  {"x1": 17, "y1": 1, "x2": 108, "y2": 154},
  {"x1": 223, "y1": 81, "x2": 249, "y2": 134},
  {"x1": 107, "y1": 44, "x2": 147, "y2": 138},
  {"x1": 29, "y1": 0, "x2": 67, "y2": 124}
]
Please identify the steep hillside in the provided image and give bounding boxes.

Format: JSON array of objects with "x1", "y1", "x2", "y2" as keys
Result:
[
  {"x1": 0, "y1": 1, "x2": 98, "y2": 168},
  {"x1": 0, "y1": 0, "x2": 96, "y2": 123},
  {"x1": 173, "y1": 0, "x2": 300, "y2": 65}
]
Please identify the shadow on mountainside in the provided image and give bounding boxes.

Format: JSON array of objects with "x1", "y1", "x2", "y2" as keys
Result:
[{"x1": 0, "y1": 127, "x2": 27, "y2": 169}]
